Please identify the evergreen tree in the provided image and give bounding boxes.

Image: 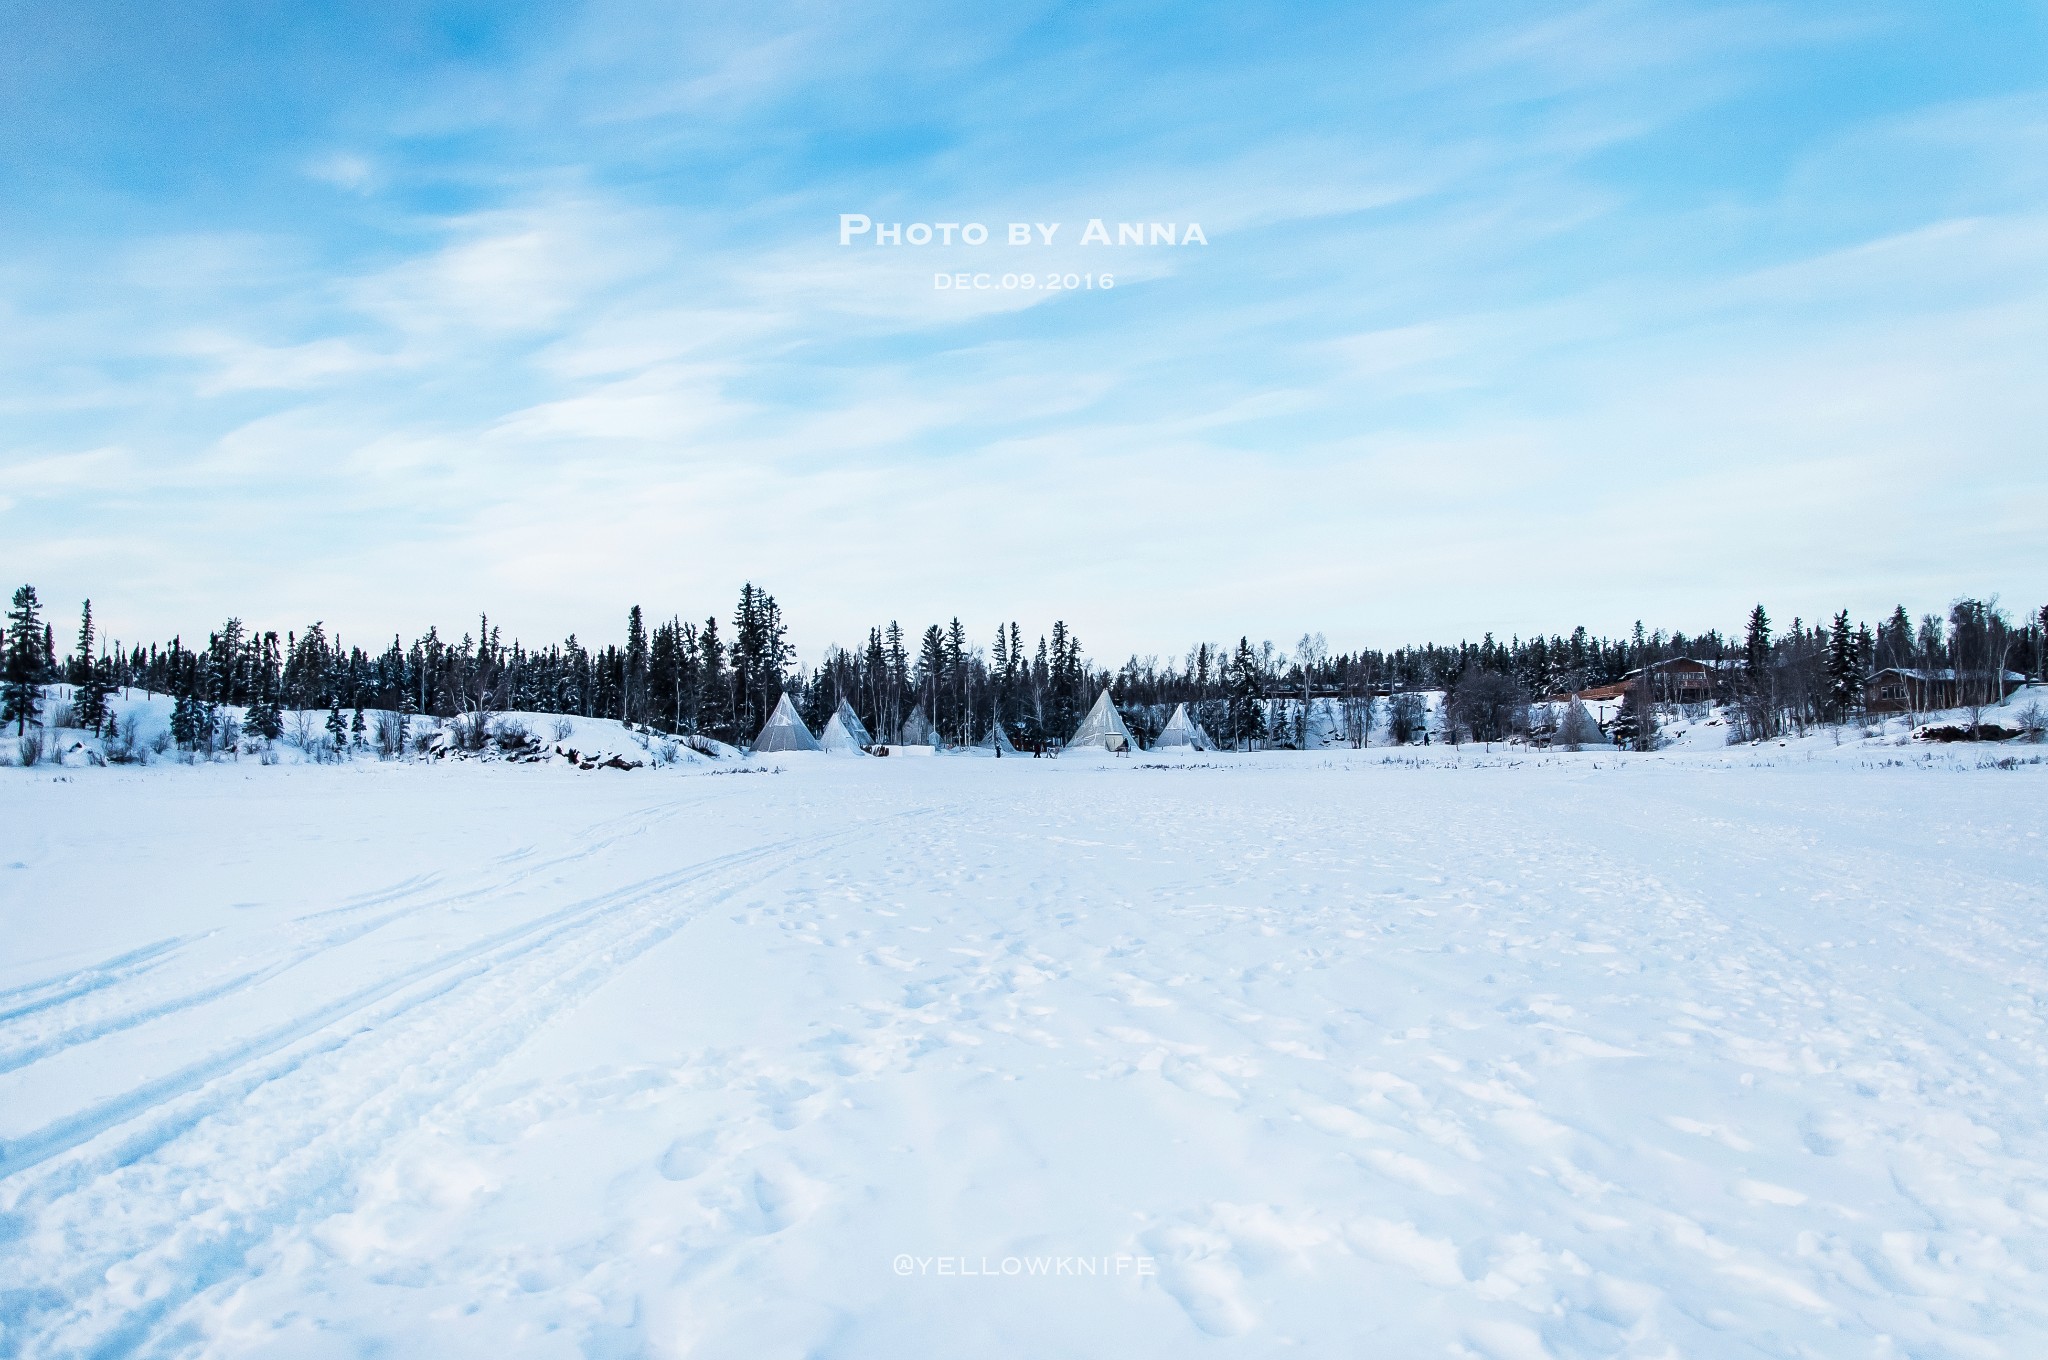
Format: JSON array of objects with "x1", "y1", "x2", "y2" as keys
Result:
[
  {"x1": 246, "y1": 631, "x2": 284, "y2": 741},
  {"x1": 945, "y1": 617, "x2": 969, "y2": 742},
  {"x1": 1825, "y1": 610, "x2": 1861, "y2": 722},
  {"x1": 1226, "y1": 636, "x2": 1266, "y2": 749},
  {"x1": 1741, "y1": 604, "x2": 1775, "y2": 739},
  {"x1": 72, "y1": 600, "x2": 113, "y2": 734},
  {"x1": 70, "y1": 599, "x2": 94, "y2": 685},
  {"x1": 85, "y1": 652, "x2": 117, "y2": 736},
  {"x1": 1880, "y1": 605, "x2": 1913, "y2": 670},
  {"x1": 168, "y1": 645, "x2": 214, "y2": 751},
  {"x1": 170, "y1": 691, "x2": 204, "y2": 750},
  {"x1": 620, "y1": 606, "x2": 646, "y2": 725},
  {"x1": 917, "y1": 624, "x2": 947, "y2": 740},
  {"x1": 3, "y1": 585, "x2": 45, "y2": 735},
  {"x1": 326, "y1": 695, "x2": 348, "y2": 757},
  {"x1": 697, "y1": 616, "x2": 730, "y2": 740},
  {"x1": 885, "y1": 621, "x2": 908, "y2": 737}
]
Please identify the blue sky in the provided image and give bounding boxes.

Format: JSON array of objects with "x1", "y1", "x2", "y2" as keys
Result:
[{"x1": 4, "y1": 0, "x2": 2044, "y2": 661}]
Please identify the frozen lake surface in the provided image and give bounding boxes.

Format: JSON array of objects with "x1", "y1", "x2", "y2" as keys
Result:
[{"x1": 2, "y1": 749, "x2": 2045, "y2": 1357}]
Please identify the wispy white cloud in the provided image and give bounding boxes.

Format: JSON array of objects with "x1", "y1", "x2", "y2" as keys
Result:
[{"x1": 1, "y1": 0, "x2": 2043, "y2": 654}]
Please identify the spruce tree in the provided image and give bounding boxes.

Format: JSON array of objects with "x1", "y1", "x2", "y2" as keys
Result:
[
  {"x1": 625, "y1": 605, "x2": 648, "y2": 725},
  {"x1": 326, "y1": 696, "x2": 347, "y2": 757},
  {"x1": 697, "y1": 616, "x2": 729, "y2": 740},
  {"x1": 918, "y1": 624, "x2": 947, "y2": 739},
  {"x1": 1227, "y1": 636, "x2": 1265, "y2": 749},
  {"x1": 170, "y1": 692, "x2": 202, "y2": 750},
  {"x1": 86, "y1": 653, "x2": 116, "y2": 736},
  {"x1": 71, "y1": 599, "x2": 94, "y2": 685},
  {"x1": 1824, "y1": 610, "x2": 1861, "y2": 722},
  {"x1": 72, "y1": 600, "x2": 112, "y2": 734},
  {"x1": 246, "y1": 630, "x2": 284, "y2": 742},
  {"x1": 1742, "y1": 604, "x2": 1775, "y2": 740},
  {"x1": 3, "y1": 585, "x2": 45, "y2": 735}
]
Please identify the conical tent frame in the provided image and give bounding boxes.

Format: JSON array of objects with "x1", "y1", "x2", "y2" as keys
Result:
[
  {"x1": 820, "y1": 712, "x2": 867, "y2": 752},
  {"x1": 1154, "y1": 702, "x2": 1212, "y2": 750},
  {"x1": 823, "y1": 698, "x2": 873, "y2": 749},
  {"x1": 1066, "y1": 688, "x2": 1139, "y2": 752},
  {"x1": 900, "y1": 703, "x2": 939, "y2": 747},
  {"x1": 977, "y1": 719, "x2": 1019, "y2": 753},
  {"x1": 752, "y1": 693, "x2": 822, "y2": 752}
]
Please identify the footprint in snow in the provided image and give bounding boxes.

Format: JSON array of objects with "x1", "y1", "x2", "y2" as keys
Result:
[
  {"x1": 659, "y1": 1131, "x2": 717, "y2": 1182},
  {"x1": 1142, "y1": 1227, "x2": 1257, "y2": 1338}
]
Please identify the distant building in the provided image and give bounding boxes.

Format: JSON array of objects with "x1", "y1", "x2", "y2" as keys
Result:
[
  {"x1": 1627, "y1": 658, "x2": 1721, "y2": 704},
  {"x1": 1864, "y1": 667, "x2": 2027, "y2": 712},
  {"x1": 1555, "y1": 658, "x2": 1728, "y2": 706}
]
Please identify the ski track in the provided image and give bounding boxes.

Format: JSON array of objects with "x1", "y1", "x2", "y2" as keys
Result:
[
  {"x1": 0, "y1": 798, "x2": 941, "y2": 1358},
  {"x1": 0, "y1": 796, "x2": 710, "y2": 1080},
  {"x1": 0, "y1": 935, "x2": 207, "y2": 1027}
]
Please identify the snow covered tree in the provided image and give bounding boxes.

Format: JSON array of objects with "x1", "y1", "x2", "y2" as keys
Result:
[
  {"x1": 169, "y1": 692, "x2": 204, "y2": 749},
  {"x1": 325, "y1": 696, "x2": 348, "y2": 757},
  {"x1": 3, "y1": 585, "x2": 45, "y2": 735}
]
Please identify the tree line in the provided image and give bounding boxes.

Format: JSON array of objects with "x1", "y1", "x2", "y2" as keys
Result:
[{"x1": 4, "y1": 581, "x2": 2044, "y2": 750}]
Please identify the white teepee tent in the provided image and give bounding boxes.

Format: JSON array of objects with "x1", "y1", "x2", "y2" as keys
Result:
[
  {"x1": 1066, "y1": 689, "x2": 1139, "y2": 752},
  {"x1": 976, "y1": 719, "x2": 1019, "y2": 754},
  {"x1": 899, "y1": 703, "x2": 938, "y2": 748},
  {"x1": 820, "y1": 699, "x2": 873, "y2": 753},
  {"x1": 1153, "y1": 702, "x2": 1212, "y2": 750},
  {"x1": 752, "y1": 693, "x2": 822, "y2": 752},
  {"x1": 1554, "y1": 698, "x2": 1611, "y2": 750}
]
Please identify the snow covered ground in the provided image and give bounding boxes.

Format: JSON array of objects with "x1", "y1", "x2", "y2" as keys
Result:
[{"x1": 2, "y1": 747, "x2": 2046, "y2": 1357}]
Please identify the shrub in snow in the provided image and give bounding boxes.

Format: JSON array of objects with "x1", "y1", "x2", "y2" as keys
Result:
[
  {"x1": 286, "y1": 711, "x2": 322, "y2": 753},
  {"x1": 448, "y1": 712, "x2": 494, "y2": 752},
  {"x1": 18, "y1": 729, "x2": 46, "y2": 766},
  {"x1": 492, "y1": 719, "x2": 536, "y2": 753},
  {"x1": 105, "y1": 719, "x2": 139, "y2": 764},
  {"x1": 2017, "y1": 702, "x2": 2047, "y2": 742},
  {"x1": 373, "y1": 710, "x2": 408, "y2": 757},
  {"x1": 551, "y1": 717, "x2": 574, "y2": 741}
]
